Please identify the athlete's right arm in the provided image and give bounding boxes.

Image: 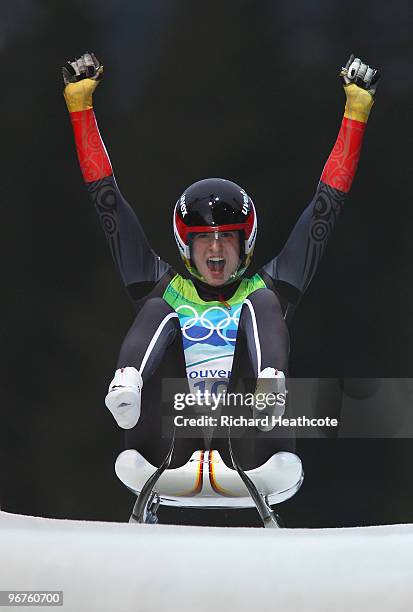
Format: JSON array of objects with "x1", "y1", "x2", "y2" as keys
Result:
[{"x1": 62, "y1": 53, "x2": 170, "y2": 300}]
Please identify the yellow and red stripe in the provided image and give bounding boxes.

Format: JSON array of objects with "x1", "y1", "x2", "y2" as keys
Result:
[
  {"x1": 208, "y1": 450, "x2": 235, "y2": 497},
  {"x1": 179, "y1": 450, "x2": 205, "y2": 496}
]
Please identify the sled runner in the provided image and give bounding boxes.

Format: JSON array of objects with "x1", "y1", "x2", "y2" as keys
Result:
[{"x1": 115, "y1": 435, "x2": 303, "y2": 528}]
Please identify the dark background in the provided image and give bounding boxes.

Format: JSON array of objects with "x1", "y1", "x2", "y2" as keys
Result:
[{"x1": 1, "y1": 0, "x2": 412, "y2": 526}]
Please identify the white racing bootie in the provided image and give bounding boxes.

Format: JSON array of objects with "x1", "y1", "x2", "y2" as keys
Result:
[
  {"x1": 252, "y1": 367, "x2": 287, "y2": 432},
  {"x1": 105, "y1": 367, "x2": 143, "y2": 429}
]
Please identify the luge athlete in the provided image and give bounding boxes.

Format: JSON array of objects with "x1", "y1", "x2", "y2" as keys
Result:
[{"x1": 62, "y1": 53, "x2": 379, "y2": 469}]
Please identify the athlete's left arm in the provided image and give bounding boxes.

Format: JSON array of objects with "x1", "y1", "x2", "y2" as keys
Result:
[{"x1": 262, "y1": 55, "x2": 380, "y2": 304}]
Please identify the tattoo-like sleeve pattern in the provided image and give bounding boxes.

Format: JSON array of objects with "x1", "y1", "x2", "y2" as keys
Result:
[
  {"x1": 69, "y1": 108, "x2": 169, "y2": 291},
  {"x1": 70, "y1": 108, "x2": 112, "y2": 182},
  {"x1": 263, "y1": 183, "x2": 345, "y2": 295},
  {"x1": 321, "y1": 117, "x2": 366, "y2": 193},
  {"x1": 87, "y1": 176, "x2": 170, "y2": 288},
  {"x1": 263, "y1": 116, "x2": 366, "y2": 302}
]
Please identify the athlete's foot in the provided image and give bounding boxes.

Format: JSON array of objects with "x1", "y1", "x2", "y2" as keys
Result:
[
  {"x1": 252, "y1": 368, "x2": 287, "y2": 432},
  {"x1": 105, "y1": 367, "x2": 143, "y2": 429}
]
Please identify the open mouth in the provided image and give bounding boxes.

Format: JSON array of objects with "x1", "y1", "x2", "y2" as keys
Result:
[{"x1": 206, "y1": 257, "x2": 225, "y2": 273}]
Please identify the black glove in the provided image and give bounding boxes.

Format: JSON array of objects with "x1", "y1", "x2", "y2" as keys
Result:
[
  {"x1": 340, "y1": 54, "x2": 381, "y2": 96},
  {"x1": 62, "y1": 52, "x2": 102, "y2": 85}
]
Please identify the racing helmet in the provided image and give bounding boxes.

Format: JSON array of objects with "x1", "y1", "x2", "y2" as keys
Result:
[{"x1": 173, "y1": 178, "x2": 257, "y2": 283}]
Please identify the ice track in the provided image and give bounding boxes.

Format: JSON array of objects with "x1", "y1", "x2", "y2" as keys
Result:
[{"x1": 1, "y1": 511, "x2": 413, "y2": 611}]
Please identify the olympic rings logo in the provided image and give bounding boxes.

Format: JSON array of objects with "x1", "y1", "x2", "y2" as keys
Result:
[{"x1": 176, "y1": 304, "x2": 241, "y2": 342}]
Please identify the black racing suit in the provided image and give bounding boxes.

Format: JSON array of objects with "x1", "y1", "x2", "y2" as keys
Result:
[{"x1": 67, "y1": 104, "x2": 368, "y2": 468}]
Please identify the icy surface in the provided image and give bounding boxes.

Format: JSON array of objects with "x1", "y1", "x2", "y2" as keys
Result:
[{"x1": 1, "y1": 511, "x2": 413, "y2": 611}]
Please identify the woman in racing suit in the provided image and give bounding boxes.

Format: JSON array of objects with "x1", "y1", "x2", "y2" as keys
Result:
[{"x1": 62, "y1": 53, "x2": 379, "y2": 470}]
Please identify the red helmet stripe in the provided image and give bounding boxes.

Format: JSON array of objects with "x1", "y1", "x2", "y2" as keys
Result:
[
  {"x1": 244, "y1": 207, "x2": 255, "y2": 240},
  {"x1": 174, "y1": 212, "x2": 255, "y2": 245}
]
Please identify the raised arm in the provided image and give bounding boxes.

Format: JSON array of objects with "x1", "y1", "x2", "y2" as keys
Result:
[
  {"x1": 263, "y1": 55, "x2": 380, "y2": 307},
  {"x1": 62, "y1": 53, "x2": 170, "y2": 300}
]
